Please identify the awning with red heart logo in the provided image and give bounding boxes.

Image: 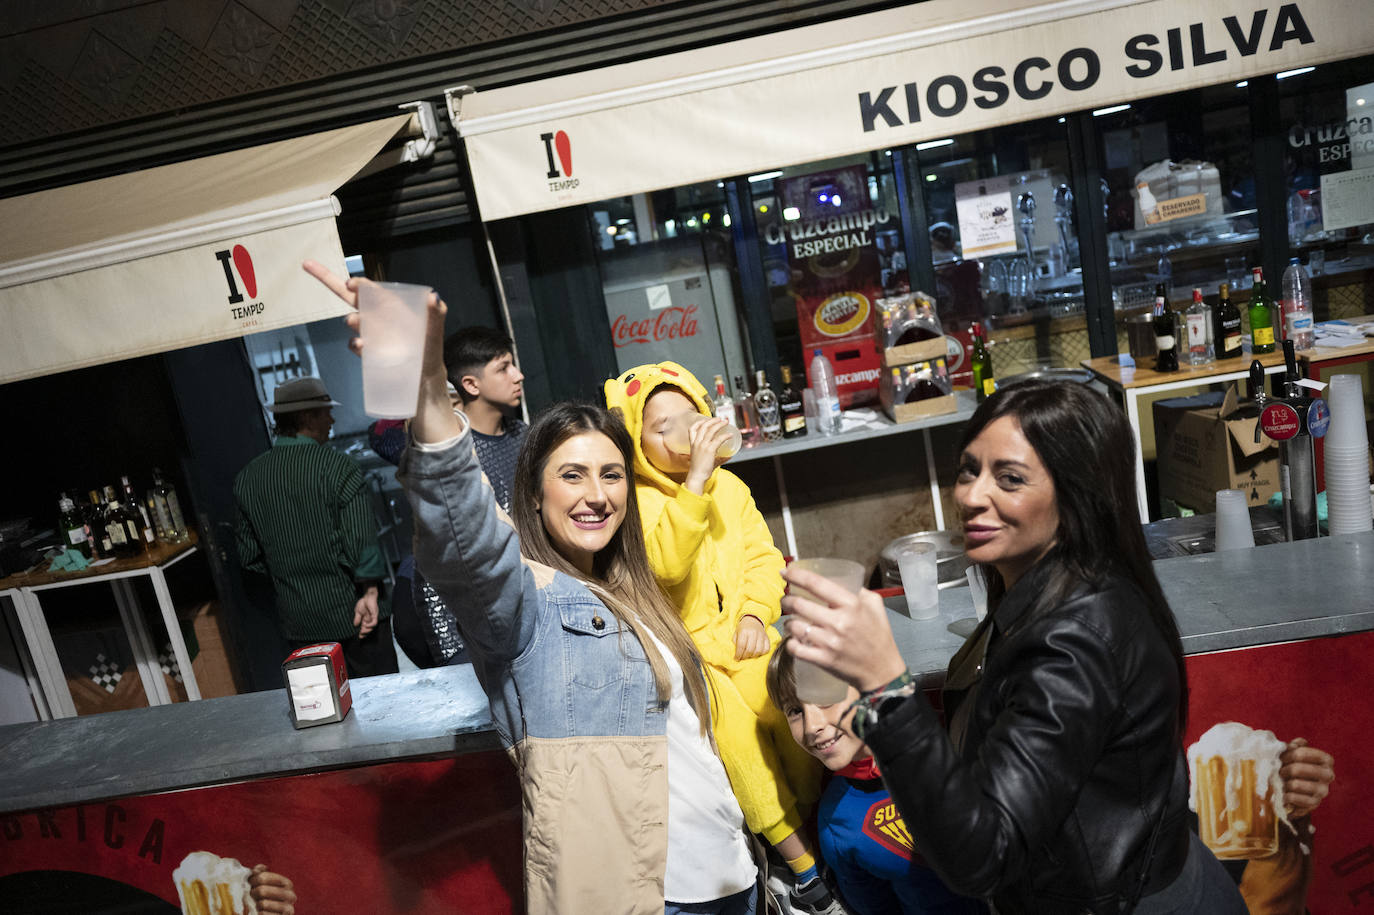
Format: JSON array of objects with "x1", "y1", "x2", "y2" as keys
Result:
[
  {"x1": 451, "y1": 0, "x2": 1369, "y2": 221},
  {"x1": 0, "y1": 113, "x2": 416, "y2": 384}
]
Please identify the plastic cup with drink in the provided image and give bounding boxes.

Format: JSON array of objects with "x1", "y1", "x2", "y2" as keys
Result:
[
  {"x1": 897, "y1": 542, "x2": 939, "y2": 620},
  {"x1": 358, "y1": 281, "x2": 431, "y2": 419},
  {"x1": 788, "y1": 558, "x2": 865, "y2": 704},
  {"x1": 662, "y1": 411, "x2": 742, "y2": 459}
]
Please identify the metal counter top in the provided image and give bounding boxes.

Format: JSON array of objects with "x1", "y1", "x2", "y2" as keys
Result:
[{"x1": 3, "y1": 531, "x2": 1372, "y2": 814}]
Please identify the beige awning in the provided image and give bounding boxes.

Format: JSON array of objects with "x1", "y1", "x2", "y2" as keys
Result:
[
  {"x1": 0, "y1": 114, "x2": 415, "y2": 384},
  {"x1": 453, "y1": 0, "x2": 1371, "y2": 220}
]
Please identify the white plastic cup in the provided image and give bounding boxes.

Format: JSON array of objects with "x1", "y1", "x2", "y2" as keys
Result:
[
  {"x1": 359, "y1": 281, "x2": 431, "y2": 419},
  {"x1": 788, "y1": 557, "x2": 865, "y2": 704},
  {"x1": 897, "y1": 543, "x2": 939, "y2": 620},
  {"x1": 1214, "y1": 489, "x2": 1255, "y2": 551},
  {"x1": 662, "y1": 411, "x2": 742, "y2": 458},
  {"x1": 1324, "y1": 375, "x2": 1368, "y2": 452}
]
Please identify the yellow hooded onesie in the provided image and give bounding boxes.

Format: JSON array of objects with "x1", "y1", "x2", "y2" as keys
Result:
[{"x1": 605, "y1": 361, "x2": 818, "y2": 845}]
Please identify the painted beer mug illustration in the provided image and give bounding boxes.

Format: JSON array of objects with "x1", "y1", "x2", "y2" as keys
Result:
[
  {"x1": 173, "y1": 851, "x2": 258, "y2": 915},
  {"x1": 1187, "y1": 721, "x2": 1291, "y2": 859}
]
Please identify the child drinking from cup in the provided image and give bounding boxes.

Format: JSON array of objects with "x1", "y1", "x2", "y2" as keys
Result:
[{"x1": 605, "y1": 362, "x2": 836, "y2": 914}]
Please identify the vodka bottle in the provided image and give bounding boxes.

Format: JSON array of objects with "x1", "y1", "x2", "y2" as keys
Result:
[{"x1": 753, "y1": 370, "x2": 783, "y2": 442}]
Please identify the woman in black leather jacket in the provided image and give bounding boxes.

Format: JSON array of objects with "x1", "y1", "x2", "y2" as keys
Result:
[{"x1": 782, "y1": 380, "x2": 1247, "y2": 914}]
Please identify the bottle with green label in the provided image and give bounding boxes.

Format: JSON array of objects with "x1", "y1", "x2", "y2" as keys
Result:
[
  {"x1": 1248, "y1": 266, "x2": 1276, "y2": 355},
  {"x1": 58, "y1": 493, "x2": 92, "y2": 559},
  {"x1": 970, "y1": 322, "x2": 995, "y2": 401}
]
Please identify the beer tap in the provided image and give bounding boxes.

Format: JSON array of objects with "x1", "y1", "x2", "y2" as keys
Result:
[
  {"x1": 1053, "y1": 183, "x2": 1076, "y2": 269},
  {"x1": 1276, "y1": 341, "x2": 1320, "y2": 541},
  {"x1": 1017, "y1": 189, "x2": 1037, "y2": 283}
]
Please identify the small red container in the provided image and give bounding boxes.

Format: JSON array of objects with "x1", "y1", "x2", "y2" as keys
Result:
[{"x1": 282, "y1": 642, "x2": 352, "y2": 728}]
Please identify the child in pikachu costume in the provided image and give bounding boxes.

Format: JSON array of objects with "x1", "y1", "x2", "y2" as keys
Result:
[{"x1": 607, "y1": 362, "x2": 837, "y2": 912}]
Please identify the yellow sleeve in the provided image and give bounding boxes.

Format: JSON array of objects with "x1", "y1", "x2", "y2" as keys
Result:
[
  {"x1": 643, "y1": 485, "x2": 712, "y2": 587},
  {"x1": 734, "y1": 489, "x2": 785, "y2": 626}
]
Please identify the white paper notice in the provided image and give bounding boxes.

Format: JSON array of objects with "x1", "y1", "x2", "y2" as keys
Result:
[
  {"x1": 1319, "y1": 167, "x2": 1374, "y2": 233},
  {"x1": 955, "y1": 183, "x2": 1017, "y2": 258},
  {"x1": 287, "y1": 665, "x2": 334, "y2": 721}
]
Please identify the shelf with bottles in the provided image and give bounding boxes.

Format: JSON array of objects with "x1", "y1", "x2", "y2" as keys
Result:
[{"x1": 49, "y1": 469, "x2": 193, "y2": 572}]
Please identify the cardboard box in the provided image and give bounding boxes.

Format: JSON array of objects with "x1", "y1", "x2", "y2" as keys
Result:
[
  {"x1": 1153, "y1": 386, "x2": 1279, "y2": 513},
  {"x1": 880, "y1": 335, "x2": 948, "y2": 369},
  {"x1": 879, "y1": 354, "x2": 957, "y2": 423}
]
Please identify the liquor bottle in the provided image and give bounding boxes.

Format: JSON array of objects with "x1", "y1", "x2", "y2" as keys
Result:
[
  {"x1": 732, "y1": 374, "x2": 760, "y2": 447},
  {"x1": 1152, "y1": 293, "x2": 1179, "y2": 372},
  {"x1": 120, "y1": 475, "x2": 156, "y2": 547},
  {"x1": 808, "y1": 349, "x2": 843, "y2": 436},
  {"x1": 102, "y1": 485, "x2": 140, "y2": 558},
  {"x1": 58, "y1": 493, "x2": 92, "y2": 559},
  {"x1": 1185, "y1": 288, "x2": 1215, "y2": 366},
  {"x1": 970, "y1": 322, "x2": 995, "y2": 402},
  {"x1": 778, "y1": 365, "x2": 807, "y2": 439},
  {"x1": 87, "y1": 490, "x2": 109, "y2": 558},
  {"x1": 1249, "y1": 267, "x2": 1276, "y2": 354},
  {"x1": 1213, "y1": 282, "x2": 1243, "y2": 360},
  {"x1": 753, "y1": 370, "x2": 783, "y2": 442},
  {"x1": 711, "y1": 375, "x2": 738, "y2": 430},
  {"x1": 151, "y1": 467, "x2": 190, "y2": 543}
]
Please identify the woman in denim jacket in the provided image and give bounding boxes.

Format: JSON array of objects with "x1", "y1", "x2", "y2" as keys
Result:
[{"x1": 304, "y1": 262, "x2": 758, "y2": 915}]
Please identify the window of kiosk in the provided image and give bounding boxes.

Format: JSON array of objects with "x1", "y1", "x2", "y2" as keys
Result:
[
  {"x1": 907, "y1": 119, "x2": 1086, "y2": 381},
  {"x1": 747, "y1": 151, "x2": 906, "y2": 404},
  {"x1": 1277, "y1": 54, "x2": 1374, "y2": 320},
  {"x1": 1095, "y1": 83, "x2": 1258, "y2": 326},
  {"x1": 585, "y1": 182, "x2": 752, "y2": 396}
]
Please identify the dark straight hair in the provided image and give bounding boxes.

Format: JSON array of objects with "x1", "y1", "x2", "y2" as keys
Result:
[
  {"x1": 510, "y1": 401, "x2": 710, "y2": 733},
  {"x1": 444, "y1": 326, "x2": 514, "y2": 403},
  {"x1": 959, "y1": 380, "x2": 1188, "y2": 733}
]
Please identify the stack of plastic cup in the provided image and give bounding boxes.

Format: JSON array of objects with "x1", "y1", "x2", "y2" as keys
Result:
[
  {"x1": 1213, "y1": 489, "x2": 1255, "y2": 551},
  {"x1": 1323, "y1": 374, "x2": 1373, "y2": 535}
]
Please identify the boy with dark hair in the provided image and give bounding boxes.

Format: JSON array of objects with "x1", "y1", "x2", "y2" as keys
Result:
[
  {"x1": 442, "y1": 326, "x2": 526, "y2": 511},
  {"x1": 766, "y1": 641, "x2": 985, "y2": 915}
]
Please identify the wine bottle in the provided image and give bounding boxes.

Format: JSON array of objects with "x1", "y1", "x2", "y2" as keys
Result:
[
  {"x1": 58, "y1": 493, "x2": 92, "y2": 559},
  {"x1": 121, "y1": 474, "x2": 156, "y2": 546},
  {"x1": 87, "y1": 490, "x2": 109, "y2": 558},
  {"x1": 1249, "y1": 266, "x2": 1276, "y2": 355},
  {"x1": 1153, "y1": 293, "x2": 1179, "y2": 372},
  {"x1": 970, "y1": 322, "x2": 995, "y2": 402},
  {"x1": 102, "y1": 485, "x2": 140, "y2": 558},
  {"x1": 778, "y1": 366, "x2": 806, "y2": 439}
]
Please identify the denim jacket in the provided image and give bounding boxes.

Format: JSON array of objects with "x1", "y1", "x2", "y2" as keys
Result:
[{"x1": 398, "y1": 424, "x2": 672, "y2": 914}]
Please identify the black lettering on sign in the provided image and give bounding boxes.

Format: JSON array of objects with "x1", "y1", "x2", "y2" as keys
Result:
[
  {"x1": 1270, "y1": 3, "x2": 1314, "y2": 50},
  {"x1": 104, "y1": 804, "x2": 125, "y2": 850},
  {"x1": 1058, "y1": 48, "x2": 1100, "y2": 90},
  {"x1": 1014, "y1": 58, "x2": 1053, "y2": 100},
  {"x1": 928, "y1": 75, "x2": 968, "y2": 117},
  {"x1": 904, "y1": 82, "x2": 922, "y2": 124},
  {"x1": 76, "y1": 806, "x2": 86, "y2": 842},
  {"x1": 1190, "y1": 23, "x2": 1227, "y2": 65},
  {"x1": 1125, "y1": 34, "x2": 1164, "y2": 77},
  {"x1": 1167, "y1": 27, "x2": 1185, "y2": 70},
  {"x1": 1224, "y1": 10, "x2": 1268, "y2": 55},
  {"x1": 973, "y1": 66, "x2": 1009, "y2": 109},
  {"x1": 37, "y1": 809, "x2": 60, "y2": 838},
  {"x1": 859, "y1": 88, "x2": 902, "y2": 132},
  {"x1": 2, "y1": 816, "x2": 20, "y2": 840},
  {"x1": 138, "y1": 818, "x2": 165, "y2": 864}
]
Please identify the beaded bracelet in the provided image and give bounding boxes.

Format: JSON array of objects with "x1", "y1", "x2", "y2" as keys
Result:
[{"x1": 848, "y1": 670, "x2": 916, "y2": 742}]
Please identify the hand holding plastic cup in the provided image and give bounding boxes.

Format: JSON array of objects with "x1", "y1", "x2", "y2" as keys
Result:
[
  {"x1": 663, "y1": 411, "x2": 742, "y2": 458},
  {"x1": 788, "y1": 558, "x2": 865, "y2": 704},
  {"x1": 359, "y1": 281, "x2": 431, "y2": 419},
  {"x1": 897, "y1": 543, "x2": 939, "y2": 620},
  {"x1": 1213, "y1": 489, "x2": 1255, "y2": 551}
]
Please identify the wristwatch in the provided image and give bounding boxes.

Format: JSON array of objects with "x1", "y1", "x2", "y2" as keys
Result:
[{"x1": 848, "y1": 672, "x2": 917, "y2": 743}]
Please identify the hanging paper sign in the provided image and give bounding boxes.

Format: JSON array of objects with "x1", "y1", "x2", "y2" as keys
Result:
[{"x1": 955, "y1": 182, "x2": 1017, "y2": 257}]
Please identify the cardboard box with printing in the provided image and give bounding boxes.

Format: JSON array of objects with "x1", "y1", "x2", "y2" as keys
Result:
[{"x1": 1153, "y1": 386, "x2": 1279, "y2": 514}]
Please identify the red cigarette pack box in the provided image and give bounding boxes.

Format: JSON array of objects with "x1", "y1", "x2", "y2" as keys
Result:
[{"x1": 282, "y1": 642, "x2": 352, "y2": 728}]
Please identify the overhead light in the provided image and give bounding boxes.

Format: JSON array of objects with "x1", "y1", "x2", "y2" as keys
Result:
[
  {"x1": 606, "y1": 226, "x2": 617, "y2": 236},
  {"x1": 702, "y1": 212, "x2": 711, "y2": 222},
  {"x1": 831, "y1": 195, "x2": 842, "y2": 207},
  {"x1": 1236, "y1": 80, "x2": 1249, "y2": 88},
  {"x1": 925, "y1": 174, "x2": 937, "y2": 182},
  {"x1": 748, "y1": 170, "x2": 784, "y2": 183},
  {"x1": 1093, "y1": 104, "x2": 1131, "y2": 117},
  {"x1": 723, "y1": 214, "x2": 732, "y2": 227},
  {"x1": 758, "y1": 204, "x2": 770, "y2": 214},
  {"x1": 1357, "y1": 97, "x2": 1367, "y2": 106},
  {"x1": 717, "y1": 181, "x2": 725, "y2": 188},
  {"x1": 884, "y1": 150, "x2": 892, "y2": 156},
  {"x1": 1057, "y1": 117, "x2": 1065, "y2": 123},
  {"x1": 783, "y1": 206, "x2": 801, "y2": 221},
  {"x1": 916, "y1": 138, "x2": 954, "y2": 151},
  {"x1": 1277, "y1": 66, "x2": 1315, "y2": 80}
]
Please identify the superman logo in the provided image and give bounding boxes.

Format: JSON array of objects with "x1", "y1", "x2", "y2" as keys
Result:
[{"x1": 862, "y1": 798, "x2": 914, "y2": 860}]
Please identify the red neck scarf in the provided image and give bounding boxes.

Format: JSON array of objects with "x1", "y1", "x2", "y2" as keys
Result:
[{"x1": 837, "y1": 755, "x2": 880, "y2": 781}]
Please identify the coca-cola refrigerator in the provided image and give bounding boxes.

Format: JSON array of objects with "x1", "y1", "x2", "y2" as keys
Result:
[{"x1": 601, "y1": 246, "x2": 748, "y2": 389}]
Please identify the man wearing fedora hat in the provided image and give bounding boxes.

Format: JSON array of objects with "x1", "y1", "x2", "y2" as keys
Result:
[{"x1": 234, "y1": 376, "x2": 398, "y2": 676}]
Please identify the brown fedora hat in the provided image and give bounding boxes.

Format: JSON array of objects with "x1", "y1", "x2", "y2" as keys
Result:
[{"x1": 268, "y1": 377, "x2": 342, "y2": 413}]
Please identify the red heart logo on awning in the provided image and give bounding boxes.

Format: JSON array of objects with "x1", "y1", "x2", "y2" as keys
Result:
[
  {"x1": 232, "y1": 245, "x2": 257, "y2": 299},
  {"x1": 555, "y1": 131, "x2": 572, "y2": 178}
]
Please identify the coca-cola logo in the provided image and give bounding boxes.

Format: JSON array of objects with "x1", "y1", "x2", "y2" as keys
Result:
[
  {"x1": 612, "y1": 305, "x2": 700, "y2": 348},
  {"x1": 813, "y1": 291, "x2": 870, "y2": 337}
]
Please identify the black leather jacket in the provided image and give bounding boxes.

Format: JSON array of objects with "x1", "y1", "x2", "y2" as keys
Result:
[{"x1": 865, "y1": 562, "x2": 1190, "y2": 914}]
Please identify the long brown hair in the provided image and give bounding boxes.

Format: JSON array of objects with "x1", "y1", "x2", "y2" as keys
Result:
[
  {"x1": 511, "y1": 402, "x2": 711, "y2": 732},
  {"x1": 959, "y1": 380, "x2": 1189, "y2": 734}
]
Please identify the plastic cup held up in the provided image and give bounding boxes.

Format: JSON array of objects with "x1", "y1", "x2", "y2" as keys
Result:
[
  {"x1": 1213, "y1": 489, "x2": 1255, "y2": 551},
  {"x1": 788, "y1": 557, "x2": 865, "y2": 704},
  {"x1": 662, "y1": 411, "x2": 742, "y2": 458},
  {"x1": 897, "y1": 542, "x2": 939, "y2": 620},
  {"x1": 359, "y1": 281, "x2": 431, "y2": 419}
]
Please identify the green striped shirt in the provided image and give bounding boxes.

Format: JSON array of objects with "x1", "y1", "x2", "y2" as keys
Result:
[{"x1": 234, "y1": 435, "x2": 388, "y2": 640}]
